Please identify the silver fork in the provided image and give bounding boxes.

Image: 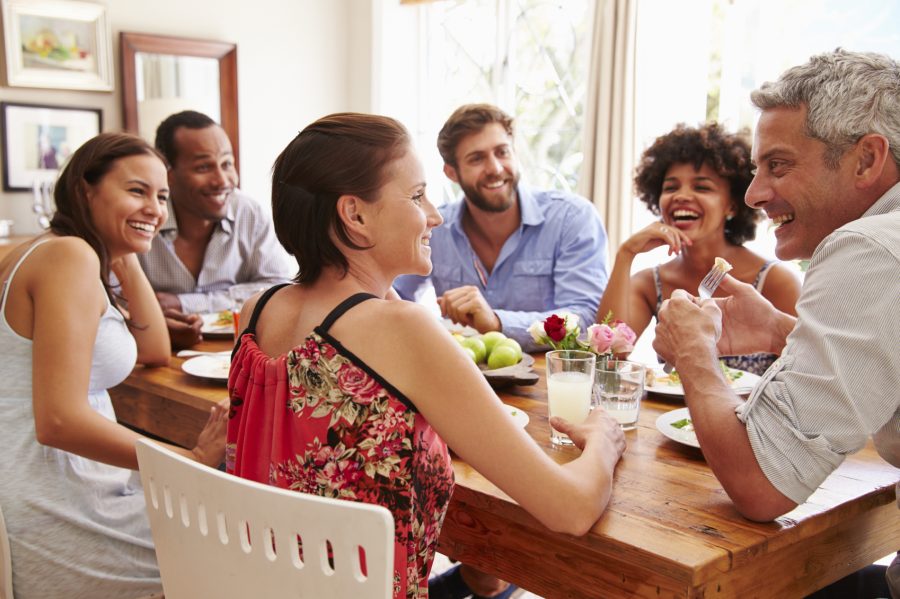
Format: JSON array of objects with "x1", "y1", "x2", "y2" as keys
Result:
[
  {"x1": 661, "y1": 264, "x2": 730, "y2": 374},
  {"x1": 697, "y1": 265, "x2": 729, "y2": 300}
]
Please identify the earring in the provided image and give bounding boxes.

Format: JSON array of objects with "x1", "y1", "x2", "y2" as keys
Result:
[{"x1": 725, "y1": 214, "x2": 734, "y2": 221}]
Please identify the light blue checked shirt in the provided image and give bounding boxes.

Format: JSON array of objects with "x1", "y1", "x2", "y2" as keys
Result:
[
  {"x1": 138, "y1": 190, "x2": 293, "y2": 313},
  {"x1": 394, "y1": 184, "x2": 609, "y2": 351}
]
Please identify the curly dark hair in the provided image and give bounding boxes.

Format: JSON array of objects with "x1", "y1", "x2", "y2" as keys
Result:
[{"x1": 634, "y1": 122, "x2": 760, "y2": 245}]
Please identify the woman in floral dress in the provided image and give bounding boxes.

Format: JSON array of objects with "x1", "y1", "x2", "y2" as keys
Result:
[{"x1": 226, "y1": 113, "x2": 627, "y2": 599}]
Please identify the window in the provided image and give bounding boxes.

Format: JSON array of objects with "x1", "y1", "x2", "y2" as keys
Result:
[
  {"x1": 378, "y1": 0, "x2": 593, "y2": 204},
  {"x1": 630, "y1": 0, "x2": 900, "y2": 273}
]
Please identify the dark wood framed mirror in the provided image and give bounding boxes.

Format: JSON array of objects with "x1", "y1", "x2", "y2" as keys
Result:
[{"x1": 120, "y1": 32, "x2": 240, "y2": 172}]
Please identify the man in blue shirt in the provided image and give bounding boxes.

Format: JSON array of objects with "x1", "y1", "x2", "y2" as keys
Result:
[{"x1": 394, "y1": 104, "x2": 609, "y2": 351}]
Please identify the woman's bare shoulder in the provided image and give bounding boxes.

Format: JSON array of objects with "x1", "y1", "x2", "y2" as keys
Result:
[
  {"x1": 14, "y1": 236, "x2": 99, "y2": 282},
  {"x1": 354, "y1": 298, "x2": 442, "y2": 337},
  {"x1": 759, "y1": 262, "x2": 801, "y2": 315}
]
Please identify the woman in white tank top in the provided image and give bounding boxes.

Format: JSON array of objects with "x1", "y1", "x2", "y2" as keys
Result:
[{"x1": 0, "y1": 133, "x2": 227, "y2": 599}]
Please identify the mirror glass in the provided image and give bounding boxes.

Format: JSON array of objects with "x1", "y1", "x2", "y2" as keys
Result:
[
  {"x1": 134, "y1": 52, "x2": 220, "y2": 142},
  {"x1": 120, "y1": 32, "x2": 239, "y2": 171}
]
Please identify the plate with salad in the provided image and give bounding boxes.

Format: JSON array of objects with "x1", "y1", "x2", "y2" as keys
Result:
[
  {"x1": 646, "y1": 361, "x2": 759, "y2": 397},
  {"x1": 201, "y1": 310, "x2": 235, "y2": 338},
  {"x1": 655, "y1": 407, "x2": 700, "y2": 448}
]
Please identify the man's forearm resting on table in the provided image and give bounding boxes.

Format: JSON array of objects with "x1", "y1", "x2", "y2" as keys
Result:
[{"x1": 678, "y1": 347, "x2": 797, "y2": 521}]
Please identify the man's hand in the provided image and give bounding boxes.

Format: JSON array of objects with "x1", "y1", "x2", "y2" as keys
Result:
[
  {"x1": 437, "y1": 285, "x2": 501, "y2": 333},
  {"x1": 653, "y1": 290, "x2": 721, "y2": 369},
  {"x1": 164, "y1": 309, "x2": 202, "y2": 350},
  {"x1": 155, "y1": 291, "x2": 183, "y2": 312},
  {"x1": 713, "y1": 275, "x2": 795, "y2": 356}
]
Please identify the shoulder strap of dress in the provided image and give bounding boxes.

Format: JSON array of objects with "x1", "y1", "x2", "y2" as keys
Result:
[
  {"x1": 652, "y1": 265, "x2": 663, "y2": 316},
  {"x1": 231, "y1": 283, "x2": 289, "y2": 359},
  {"x1": 319, "y1": 292, "x2": 379, "y2": 332},
  {"x1": 243, "y1": 283, "x2": 290, "y2": 335},
  {"x1": 1, "y1": 238, "x2": 53, "y2": 310},
  {"x1": 753, "y1": 260, "x2": 776, "y2": 290}
]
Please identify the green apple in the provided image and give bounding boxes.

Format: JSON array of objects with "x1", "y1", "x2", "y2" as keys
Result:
[
  {"x1": 480, "y1": 331, "x2": 507, "y2": 355},
  {"x1": 487, "y1": 344, "x2": 519, "y2": 369},
  {"x1": 460, "y1": 337, "x2": 487, "y2": 364},
  {"x1": 496, "y1": 338, "x2": 522, "y2": 362},
  {"x1": 462, "y1": 347, "x2": 478, "y2": 363}
]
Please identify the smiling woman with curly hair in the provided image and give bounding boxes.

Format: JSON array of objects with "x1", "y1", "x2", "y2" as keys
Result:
[{"x1": 597, "y1": 122, "x2": 801, "y2": 374}]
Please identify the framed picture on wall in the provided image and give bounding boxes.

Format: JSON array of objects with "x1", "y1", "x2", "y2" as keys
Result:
[
  {"x1": 1, "y1": 0, "x2": 114, "y2": 91},
  {"x1": 1, "y1": 102, "x2": 102, "y2": 191}
]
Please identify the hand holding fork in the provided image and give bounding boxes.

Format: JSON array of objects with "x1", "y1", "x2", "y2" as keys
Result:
[{"x1": 661, "y1": 258, "x2": 732, "y2": 373}]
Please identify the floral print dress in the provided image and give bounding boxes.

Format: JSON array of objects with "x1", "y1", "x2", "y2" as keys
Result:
[{"x1": 226, "y1": 288, "x2": 454, "y2": 599}]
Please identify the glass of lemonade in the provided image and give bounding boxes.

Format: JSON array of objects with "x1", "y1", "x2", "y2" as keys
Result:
[
  {"x1": 594, "y1": 360, "x2": 645, "y2": 430},
  {"x1": 546, "y1": 350, "x2": 596, "y2": 445}
]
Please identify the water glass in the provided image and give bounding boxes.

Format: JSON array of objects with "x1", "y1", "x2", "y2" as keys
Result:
[
  {"x1": 545, "y1": 350, "x2": 596, "y2": 445},
  {"x1": 594, "y1": 360, "x2": 645, "y2": 430},
  {"x1": 228, "y1": 283, "x2": 267, "y2": 336}
]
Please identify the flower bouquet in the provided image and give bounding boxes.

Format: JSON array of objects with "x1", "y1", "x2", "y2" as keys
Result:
[{"x1": 528, "y1": 311, "x2": 636, "y2": 360}]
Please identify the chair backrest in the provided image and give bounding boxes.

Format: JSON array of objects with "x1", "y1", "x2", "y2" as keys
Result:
[
  {"x1": 135, "y1": 440, "x2": 394, "y2": 599},
  {"x1": 0, "y1": 503, "x2": 13, "y2": 599}
]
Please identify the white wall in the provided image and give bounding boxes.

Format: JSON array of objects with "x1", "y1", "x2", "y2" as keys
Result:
[{"x1": 0, "y1": 0, "x2": 364, "y2": 234}]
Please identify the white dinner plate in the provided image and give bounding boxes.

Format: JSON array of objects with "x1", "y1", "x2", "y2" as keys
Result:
[
  {"x1": 440, "y1": 318, "x2": 479, "y2": 337},
  {"x1": 655, "y1": 407, "x2": 700, "y2": 448},
  {"x1": 200, "y1": 312, "x2": 234, "y2": 338},
  {"x1": 182, "y1": 355, "x2": 231, "y2": 382},
  {"x1": 646, "y1": 366, "x2": 760, "y2": 397},
  {"x1": 502, "y1": 403, "x2": 529, "y2": 428}
]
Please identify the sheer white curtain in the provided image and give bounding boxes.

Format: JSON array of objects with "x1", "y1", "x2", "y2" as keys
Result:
[{"x1": 578, "y1": 0, "x2": 637, "y2": 253}]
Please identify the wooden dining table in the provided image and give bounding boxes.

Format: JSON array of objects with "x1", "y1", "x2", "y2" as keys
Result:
[{"x1": 110, "y1": 338, "x2": 899, "y2": 598}]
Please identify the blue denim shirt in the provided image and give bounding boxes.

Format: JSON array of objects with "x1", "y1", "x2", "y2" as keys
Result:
[{"x1": 394, "y1": 184, "x2": 609, "y2": 350}]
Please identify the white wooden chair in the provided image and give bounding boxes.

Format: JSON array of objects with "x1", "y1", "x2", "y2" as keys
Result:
[
  {"x1": 0, "y1": 503, "x2": 13, "y2": 599},
  {"x1": 135, "y1": 440, "x2": 394, "y2": 599}
]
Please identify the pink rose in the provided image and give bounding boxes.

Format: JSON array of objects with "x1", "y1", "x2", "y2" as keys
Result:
[
  {"x1": 610, "y1": 321, "x2": 637, "y2": 354},
  {"x1": 336, "y1": 362, "x2": 382, "y2": 404},
  {"x1": 587, "y1": 323, "x2": 614, "y2": 354}
]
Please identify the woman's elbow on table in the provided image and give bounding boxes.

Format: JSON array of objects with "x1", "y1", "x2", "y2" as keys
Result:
[
  {"x1": 138, "y1": 351, "x2": 170, "y2": 368},
  {"x1": 543, "y1": 500, "x2": 606, "y2": 537},
  {"x1": 538, "y1": 481, "x2": 611, "y2": 536}
]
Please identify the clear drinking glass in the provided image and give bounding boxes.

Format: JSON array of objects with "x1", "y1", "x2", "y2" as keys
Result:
[
  {"x1": 546, "y1": 350, "x2": 596, "y2": 445},
  {"x1": 228, "y1": 283, "x2": 267, "y2": 337},
  {"x1": 593, "y1": 360, "x2": 645, "y2": 430}
]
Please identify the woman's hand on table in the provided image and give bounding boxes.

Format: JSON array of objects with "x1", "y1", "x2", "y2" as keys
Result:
[
  {"x1": 191, "y1": 398, "x2": 229, "y2": 468},
  {"x1": 551, "y1": 409, "x2": 626, "y2": 461}
]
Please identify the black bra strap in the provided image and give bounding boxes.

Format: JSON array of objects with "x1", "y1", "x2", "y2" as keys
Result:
[{"x1": 319, "y1": 292, "x2": 378, "y2": 332}]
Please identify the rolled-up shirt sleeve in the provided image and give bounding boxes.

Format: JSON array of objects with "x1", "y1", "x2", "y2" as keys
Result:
[{"x1": 735, "y1": 229, "x2": 900, "y2": 505}]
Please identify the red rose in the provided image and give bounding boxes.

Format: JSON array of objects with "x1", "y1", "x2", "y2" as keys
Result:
[
  {"x1": 336, "y1": 362, "x2": 382, "y2": 404},
  {"x1": 543, "y1": 314, "x2": 567, "y2": 342}
]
